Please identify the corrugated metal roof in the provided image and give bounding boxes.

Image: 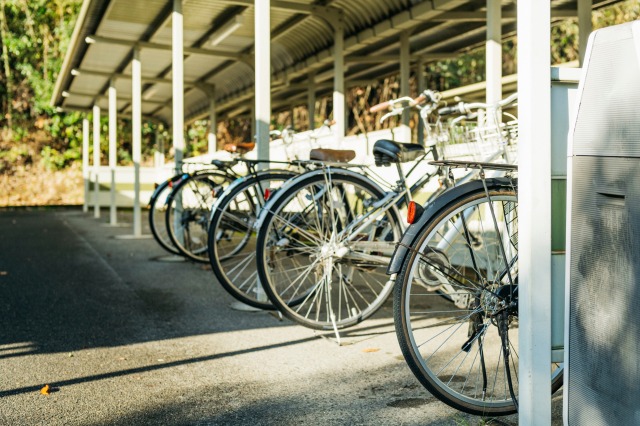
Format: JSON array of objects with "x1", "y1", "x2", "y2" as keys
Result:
[{"x1": 52, "y1": 0, "x2": 626, "y2": 125}]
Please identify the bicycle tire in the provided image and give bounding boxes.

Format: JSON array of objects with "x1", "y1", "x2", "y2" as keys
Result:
[
  {"x1": 256, "y1": 168, "x2": 403, "y2": 330},
  {"x1": 208, "y1": 170, "x2": 297, "y2": 310},
  {"x1": 393, "y1": 179, "x2": 563, "y2": 416},
  {"x1": 148, "y1": 175, "x2": 184, "y2": 255},
  {"x1": 165, "y1": 171, "x2": 234, "y2": 263}
]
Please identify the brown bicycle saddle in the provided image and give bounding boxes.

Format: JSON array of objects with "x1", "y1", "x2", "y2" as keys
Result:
[
  {"x1": 223, "y1": 141, "x2": 256, "y2": 154},
  {"x1": 309, "y1": 149, "x2": 356, "y2": 163}
]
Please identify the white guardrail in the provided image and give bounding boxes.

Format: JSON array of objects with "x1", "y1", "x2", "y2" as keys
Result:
[{"x1": 88, "y1": 125, "x2": 445, "y2": 208}]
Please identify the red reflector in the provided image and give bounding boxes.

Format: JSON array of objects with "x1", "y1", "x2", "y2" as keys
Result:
[
  {"x1": 264, "y1": 188, "x2": 272, "y2": 201},
  {"x1": 407, "y1": 201, "x2": 424, "y2": 224},
  {"x1": 168, "y1": 181, "x2": 174, "y2": 188},
  {"x1": 407, "y1": 201, "x2": 417, "y2": 224}
]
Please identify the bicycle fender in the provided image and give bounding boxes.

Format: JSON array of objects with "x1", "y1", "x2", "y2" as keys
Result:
[
  {"x1": 386, "y1": 177, "x2": 516, "y2": 275},
  {"x1": 209, "y1": 169, "x2": 296, "y2": 222}
]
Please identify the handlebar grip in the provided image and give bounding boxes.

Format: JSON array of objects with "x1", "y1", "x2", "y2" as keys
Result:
[
  {"x1": 412, "y1": 94, "x2": 426, "y2": 105},
  {"x1": 370, "y1": 101, "x2": 391, "y2": 113},
  {"x1": 438, "y1": 104, "x2": 465, "y2": 116}
]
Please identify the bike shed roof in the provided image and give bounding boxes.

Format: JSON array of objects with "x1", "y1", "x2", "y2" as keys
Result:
[{"x1": 52, "y1": 0, "x2": 621, "y2": 125}]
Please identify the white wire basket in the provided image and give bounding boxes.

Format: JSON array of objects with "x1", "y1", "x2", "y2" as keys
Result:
[{"x1": 438, "y1": 113, "x2": 518, "y2": 164}]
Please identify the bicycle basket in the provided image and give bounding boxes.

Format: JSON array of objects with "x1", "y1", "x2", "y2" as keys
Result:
[{"x1": 439, "y1": 115, "x2": 518, "y2": 164}]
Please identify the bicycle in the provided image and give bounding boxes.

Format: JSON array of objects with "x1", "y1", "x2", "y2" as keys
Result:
[
  {"x1": 252, "y1": 91, "x2": 455, "y2": 331},
  {"x1": 162, "y1": 136, "x2": 281, "y2": 263},
  {"x1": 206, "y1": 122, "x2": 355, "y2": 310},
  {"x1": 148, "y1": 163, "x2": 236, "y2": 256},
  {"x1": 388, "y1": 97, "x2": 563, "y2": 416}
]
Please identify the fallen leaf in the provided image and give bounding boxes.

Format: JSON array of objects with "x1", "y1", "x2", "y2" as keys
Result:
[
  {"x1": 40, "y1": 385, "x2": 50, "y2": 395},
  {"x1": 362, "y1": 348, "x2": 380, "y2": 353}
]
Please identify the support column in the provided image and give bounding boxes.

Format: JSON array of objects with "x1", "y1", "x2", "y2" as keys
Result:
[
  {"x1": 290, "y1": 105, "x2": 295, "y2": 129},
  {"x1": 517, "y1": 2, "x2": 551, "y2": 424},
  {"x1": 82, "y1": 117, "x2": 89, "y2": 213},
  {"x1": 416, "y1": 57, "x2": 425, "y2": 145},
  {"x1": 400, "y1": 30, "x2": 411, "y2": 126},
  {"x1": 307, "y1": 71, "x2": 316, "y2": 130},
  {"x1": 251, "y1": 105, "x2": 256, "y2": 143},
  {"x1": 132, "y1": 47, "x2": 142, "y2": 236},
  {"x1": 154, "y1": 128, "x2": 165, "y2": 169},
  {"x1": 486, "y1": 0, "x2": 502, "y2": 105},
  {"x1": 92, "y1": 105, "x2": 101, "y2": 219},
  {"x1": 208, "y1": 94, "x2": 217, "y2": 155},
  {"x1": 333, "y1": 20, "x2": 345, "y2": 140},
  {"x1": 173, "y1": 0, "x2": 184, "y2": 173},
  {"x1": 108, "y1": 79, "x2": 118, "y2": 225},
  {"x1": 578, "y1": 0, "x2": 592, "y2": 66},
  {"x1": 255, "y1": 0, "x2": 271, "y2": 164}
]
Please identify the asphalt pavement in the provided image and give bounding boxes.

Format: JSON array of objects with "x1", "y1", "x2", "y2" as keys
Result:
[{"x1": 0, "y1": 207, "x2": 562, "y2": 425}]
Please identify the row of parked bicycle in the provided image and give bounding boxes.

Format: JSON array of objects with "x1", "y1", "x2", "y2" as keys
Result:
[{"x1": 144, "y1": 90, "x2": 561, "y2": 417}]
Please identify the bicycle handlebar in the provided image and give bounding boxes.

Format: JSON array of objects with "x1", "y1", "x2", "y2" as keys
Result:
[
  {"x1": 437, "y1": 104, "x2": 465, "y2": 116},
  {"x1": 438, "y1": 93, "x2": 518, "y2": 117},
  {"x1": 369, "y1": 93, "x2": 428, "y2": 113}
]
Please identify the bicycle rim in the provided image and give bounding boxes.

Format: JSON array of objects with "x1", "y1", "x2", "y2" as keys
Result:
[
  {"x1": 395, "y1": 186, "x2": 562, "y2": 415},
  {"x1": 166, "y1": 172, "x2": 231, "y2": 262},
  {"x1": 208, "y1": 172, "x2": 295, "y2": 310},
  {"x1": 149, "y1": 179, "x2": 181, "y2": 255},
  {"x1": 257, "y1": 171, "x2": 402, "y2": 330}
]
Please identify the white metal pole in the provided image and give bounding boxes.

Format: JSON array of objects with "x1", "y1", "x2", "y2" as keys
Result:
[
  {"x1": 208, "y1": 94, "x2": 217, "y2": 155},
  {"x1": 173, "y1": 0, "x2": 184, "y2": 173},
  {"x1": 255, "y1": 0, "x2": 271, "y2": 164},
  {"x1": 517, "y1": 2, "x2": 552, "y2": 424},
  {"x1": 92, "y1": 105, "x2": 101, "y2": 219},
  {"x1": 333, "y1": 20, "x2": 345, "y2": 140},
  {"x1": 132, "y1": 48, "x2": 142, "y2": 237},
  {"x1": 578, "y1": 0, "x2": 592, "y2": 66},
  {"x1": 400, "y1": 30, "x2": 410, "y2": 126},
  {"x1": 108, "y1": 79, "x2": 118, "y2": 225},
  {"x1": 251, "y1": 105, "x2": 256, "y2": 143},
  {"x1": 307, "y1": 71, "x2": 316, "y2": 130},
  {"x1": 82, "y1": 117, "x2": 89, "y2": 213},
  {"x1": 416, "y1": 57, "x2": 425, "y2": 144},
  {"x1": 486, "y1": 0, "x2": 502, "y2": 105}
]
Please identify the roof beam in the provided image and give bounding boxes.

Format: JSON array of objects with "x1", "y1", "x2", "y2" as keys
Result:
[
  {"x1": 56, "y1": 104, "x2": 163, "y2": 123},
  {"x1": 345, "y1": 53, "x2": 456, "y2": 63},
  {"x1": 85, "y1": 35, "x2": 245, "y2": 60},
  {"x1": 222, "y1": 0, "x2": 332, "y2": 15},
  {"x1": 430, "y1": 9, "x2": 577, "y2": 21},
  {"x1": 62, "y1": 90, "x2": 168, "y2": 105},
  {"x1": 71, "y1": 68, "x2": 197, "y2": 86}
]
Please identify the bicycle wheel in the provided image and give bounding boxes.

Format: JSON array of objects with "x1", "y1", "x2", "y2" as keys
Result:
[
  {"x1": 166, "y1": 171, "x2": 233, "y2": 263},
  {"x1": 208, "y1": 170, "x2": 297, "y2": 310},
  {"x1": 393, "y1": 180, "x2": 562, "y2": 416},
  {"x1": 256, "y1": 169, "x2": 403, "y2": 330},
  {"x1": 148, "y1": 175, "x2": 184, "y2": 255}
]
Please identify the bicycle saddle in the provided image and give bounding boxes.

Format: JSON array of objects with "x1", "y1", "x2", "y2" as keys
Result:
[
  {"x1": 373, "y1": 139, "x2": 424, "y2": 166},
  {"x1": 309, "y1": 149, "x2": 356, "y2": 163},
  {"x1": 223, "y1": 141, "x2": 256, "y2": 154}
]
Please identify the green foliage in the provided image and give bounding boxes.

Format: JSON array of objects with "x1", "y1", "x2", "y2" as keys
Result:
[
  {"x1": 40, "y1": 144, "x2": 80, "y2": 170},
  {"x1": 0, "y1": 0, "x2": 83, "y2": 171}
]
